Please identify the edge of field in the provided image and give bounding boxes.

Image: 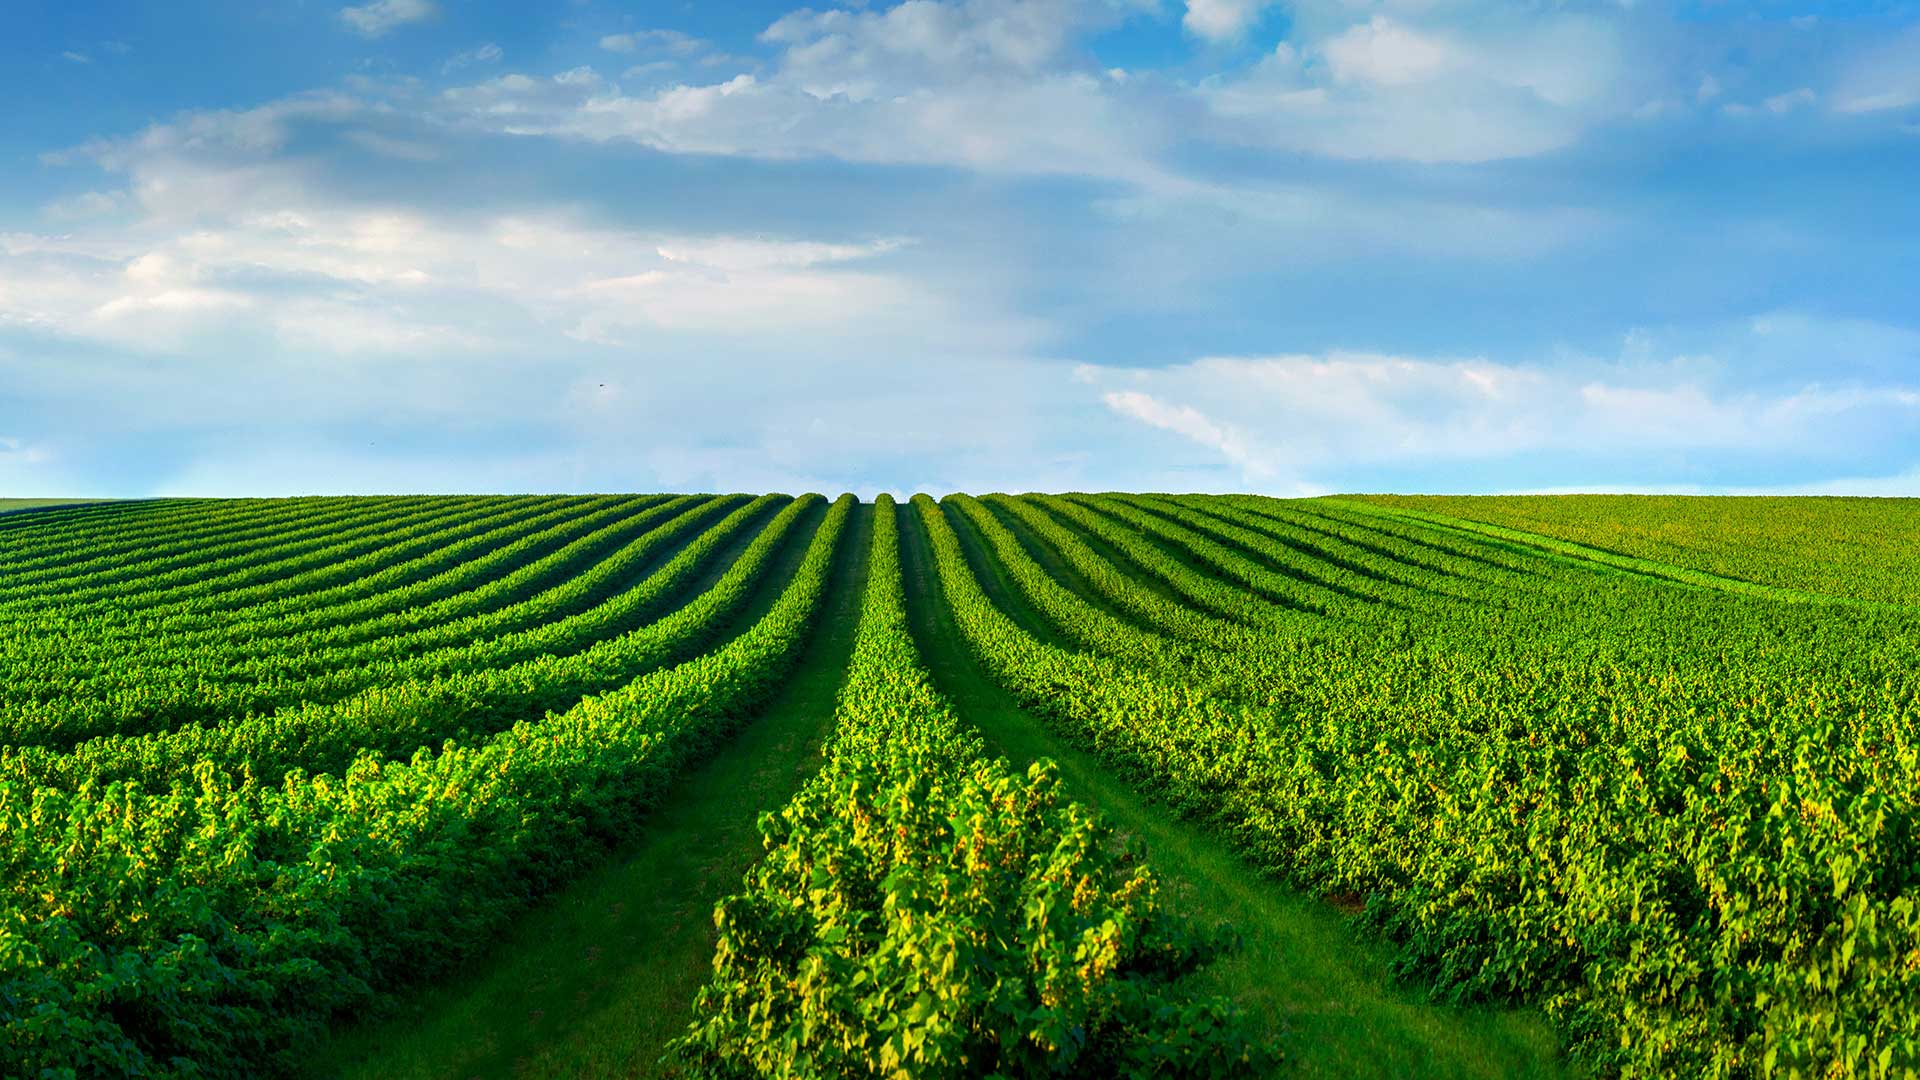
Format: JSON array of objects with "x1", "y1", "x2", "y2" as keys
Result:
[
  {"x1": 0, "y1": 498, "x2": 117, "y2": 515},
  {"x1": 1321, "y1": 495, "x2": 1910, "y2": 609}
]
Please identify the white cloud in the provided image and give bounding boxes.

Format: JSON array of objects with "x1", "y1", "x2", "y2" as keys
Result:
[
  {"x1": 343, "y1": 130, "x2": 440, "y2": 160},
  {"x1": 0, "y1": 205, "x2": 942, "y2": 355},
  {"x1": 1200, "y1": 14, "x2": 1630, "y2": 163},
  {"x1": 339, "y1": 0, "x2": 436, "y2": 38},
  {"x1": 1082, "y1": 352, "x2": 1920, "y2": 487},
  {"x1": 761, "y1": 0, "x2": 1105, "y2": 88},
  {"x1": 600, "y1": 30, "x2": 705, "y2": 56},
  {"x1": 61, "y1": 51, "x2": 90, "y2": 64},
  {"x1": 0, "y1": 437, "x2": 50, "y2": 465},
  {"x1": 1832, "y1": 26, "x2": 1920, "y2": 113},
  {"x1": 1723, "y1": 88, "x2": 1818, "y2": 119},
  {"x1": 434, "y1": 0, "x2": 1646, "y2": 174},
  {"x1": 1322, "y1": 17, "x2": 1458, "y2": 87},
  {"x1": 1103, "y1": 389, "x2": 1267, "y2": 475},
  {"x1": 1182, "y1": 0, "x2": 1273, "y2": 42},
  {"x1": 5, "y1": 95, "x2": 1087, "y2": 496},
  {"x1": 1764, "y1": 87, "x2": 1816, "y2": 114},
  {"x1": 18, "y1": 4, "x2": 1917, "y2": 497},
  {"x1": 442, "y1": 43, "x2": 503, "y2": 74},
  {"x1": 443, "y1": 65, "x2": 1174, "y2": 184},
  {"x1": 438, "y1": 0, "x2": 1177, "y2": 183},
  {"x1": 9, "y1": 96, "x2": 1044, "y2": 364},
  {"x1": 41, "y1": 190, "x2": 127, "y2": 221}
]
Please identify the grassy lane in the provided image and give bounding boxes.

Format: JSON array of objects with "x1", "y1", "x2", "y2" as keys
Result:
[
  {"x1": 312, "y1": 502, "x2": 874, "y2": 1080},
  {"x1": 899, "y1": 504, "x2": 1575, "y2": 1080}
]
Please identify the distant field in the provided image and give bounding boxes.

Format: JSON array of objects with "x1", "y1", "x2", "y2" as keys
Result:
[
  {"x1": 1352, "y1": 492, "x2": 1920, "y2": 605},
  {"x1": 0, "y1": 498, "x2": 104, "y2": 514},
  {"x1": 3, "y1": 493, "x2": 1913, "y2": 1079}
]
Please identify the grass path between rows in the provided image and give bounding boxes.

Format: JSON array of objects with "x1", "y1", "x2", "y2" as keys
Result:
[
  {"x1": 310, "y1": 502, "x2": 874, "y2": 1079},
  {"x1": 899, "y1": 503, "x2": 1576, "y2": 1079}
]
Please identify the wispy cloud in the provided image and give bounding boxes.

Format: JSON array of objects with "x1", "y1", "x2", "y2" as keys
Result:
[
  {"x1": 1831, "y1": 25, "x2": 1920, "y2": 113},
  {"x1": 1083, "y1": 347, "x2": 1920, "y2": 489},
  {"x1": 599, "y1": 30, "x2": 705, "y2": 56},
  {"x1": 339, "y1": 0, "x2": 436, "y2": 39},
  {"x1": 442, "y1": 43, "x2": 503, "y2": 74},
  {"x1": 1204, "y1": 13, "x2": 1632, "y2": 163}
]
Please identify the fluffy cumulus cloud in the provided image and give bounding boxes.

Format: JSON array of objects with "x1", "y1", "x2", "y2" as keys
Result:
[{"x1": 1183, "y1": 0, "x2": 1275, "y2": 42}]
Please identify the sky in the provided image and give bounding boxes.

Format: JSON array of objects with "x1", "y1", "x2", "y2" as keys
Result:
[{"x1": 2, "y1": 0, "x2": 1918, "y2": 498}]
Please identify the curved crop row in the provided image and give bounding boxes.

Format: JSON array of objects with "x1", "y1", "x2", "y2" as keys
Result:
[
  {"x1": 0, "y1": 495, "x2": 720, "y2": 717},
  {"x1": 984, "y1": 495, "x2": 1286, "y2": 655},
  {"x1": 676, "y1": 495, "x2": 1263, "y2": 1079},
  {"x1": 1066, "y1": 494, "x2": 1362, "y2": 614},
  {"x1": 0, "y1": 494, "x2": 644, "y2": 661},
  {"x1": 921, "y1": 494, "x2": 1920, "y2": 1078},
  {"x1": 944, "y1": 494, "x2": 1198, "y2": 675},
  {"x1": 1027, "y1": 495, "x2": 1309, "y2": 627},
  {"x1": 0, "y1": 497, "x2": 347, "y2": 580},
  {"x1": 0, "y1": 496, "x2": 445, "y2": 608},
  {"x1": 0, "y1": 496, "x2": 855, "y2": 1079},
  {"x1": 1112, "y1": 494, "x2": 1438, "y2": 609},
  {"x1": 0, "y1": 496, "x2": 480, "y2": 616},
  {"x1": 0, "y1": 494, "x2": 816, "y2": 788}
]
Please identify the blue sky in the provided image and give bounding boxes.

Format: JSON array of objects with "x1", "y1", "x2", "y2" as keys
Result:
[{"x1": 3, "y1": 0, "x2": 1918, "y2": 497}]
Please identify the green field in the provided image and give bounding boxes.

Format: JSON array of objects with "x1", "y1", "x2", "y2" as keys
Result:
[
  {"x1": 1355, "y1": 493, "x2": 1920, "y2": 606},
  {"x1": 2, "y1": 493, "x2": 1914, "y2": 1078},
  {"x1": 0, "y1": 498, "x2": 107, "y2": 515}
]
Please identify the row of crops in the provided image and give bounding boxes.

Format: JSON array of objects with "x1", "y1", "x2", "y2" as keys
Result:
[
  {"x1": 1356, "y1": 493, "x2": 1920, "y2": 607},
  {"x1": 2, "y1": 492, "x2": 1914, "y2": 1077}
]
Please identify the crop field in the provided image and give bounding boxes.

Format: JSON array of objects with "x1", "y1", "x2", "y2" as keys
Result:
[{"x1": 2, "y1": 492, "x2": 1915, "y2": 1079}]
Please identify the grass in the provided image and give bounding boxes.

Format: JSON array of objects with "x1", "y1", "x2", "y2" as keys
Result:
[
  {"x1": 900, "y1": 501, "x2": 1576, "y2": 1079},
  {"x1": 1340, "y1": 493, "x2": 1920, "y2": 606},
  {"x1": 0, "y1": 498, "x2": 108, "y2": 515},
  {"x1": 1324, "y1": 497, "x2": 1893, "y2": 607},
  {"x1": 309, "y1": 503, "x2": 874, "y2": 1079}
]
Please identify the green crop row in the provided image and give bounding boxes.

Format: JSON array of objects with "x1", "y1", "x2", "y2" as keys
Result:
[
  {"x1": 0, "y1": 496, "x2": 735, "y2": 746},
  {"x1": 675, "y1": 495, "x2": 1265, "y2": 1079},
  {"x1": 2, "y1": 491, "x2": 1914, "y2": 1078},
  {"x1": 0, "y1": 495, "x2": 817, "y2": 793},
  {"x1": 0, "y1": 495, "x2": 658, "y2": 688},
  {"x1": 0, "y1": 496, "x2": 853, "y2": 1079},
  {"x1": 922, "y1": 494, "x2": 1920, "y2": 1078},
  {"x1": 0, "y1": 497, "x2": 461, "y2": 612}
]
